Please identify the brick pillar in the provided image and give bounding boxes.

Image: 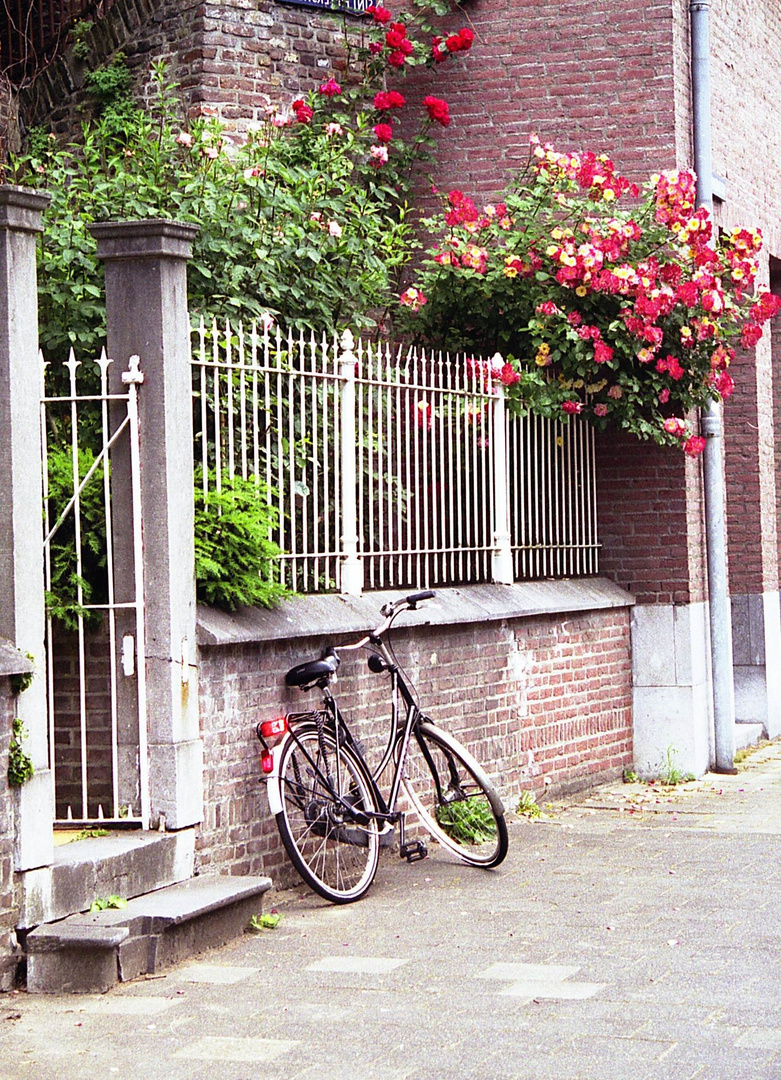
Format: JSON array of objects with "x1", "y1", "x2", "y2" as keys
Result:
[
  {"x1": 724, "y1": 328, "x2": 781, "y2": 739},
  {"x1": 734, "y1": 254, "x2": 781, "y2": 741},
  {"x1": 91, "y1": 219, "x2": 203, "y2": 830},
  {"x1": 0, "y1": 186, "x2": 55, "y2": 870},
  {"x1": 597, "y1": 430, "x2": 712, "y2": 777}
]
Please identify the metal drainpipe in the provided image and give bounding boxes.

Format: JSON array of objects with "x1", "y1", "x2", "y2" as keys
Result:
[{"x1": 690, "y1": 0, "x2": 737, "y2": 774}]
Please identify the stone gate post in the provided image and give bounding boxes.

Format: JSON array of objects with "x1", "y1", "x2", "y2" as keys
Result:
[
  {"x1": 0, "y1": 186, "x2": 54, "y2": 869},
  {"x1": 90, "y1": 219, "x2": 203, "y2": 831}
]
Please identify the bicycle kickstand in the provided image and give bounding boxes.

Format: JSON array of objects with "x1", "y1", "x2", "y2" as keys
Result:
[{"x1": 398, "y1": 813, "x2": 428, "y2": 863}]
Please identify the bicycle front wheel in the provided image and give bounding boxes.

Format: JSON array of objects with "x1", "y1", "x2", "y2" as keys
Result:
[
  {"x1": 276, "y1": 726, "x2": 380, "y2": 904},
  {"x1": 399, "y1": 721, "x2": 508, "y2": 868}
]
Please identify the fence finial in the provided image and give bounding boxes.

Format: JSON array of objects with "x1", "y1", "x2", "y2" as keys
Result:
[
  {"x1": 339, "y1": 328, "x2": 356, "y2": 358},
  {"x1": 121, "y1": 355, "x2": 144, "y2": 385}
]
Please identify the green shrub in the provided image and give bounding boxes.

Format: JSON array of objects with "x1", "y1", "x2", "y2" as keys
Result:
[{"x1": 194, "y1": 469, "x2": 288, "y2": 611}]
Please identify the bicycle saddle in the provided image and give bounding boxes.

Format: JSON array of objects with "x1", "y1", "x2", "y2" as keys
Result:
[{"x1": 285, "y1": 651, "x2": 339, "y2": 687}]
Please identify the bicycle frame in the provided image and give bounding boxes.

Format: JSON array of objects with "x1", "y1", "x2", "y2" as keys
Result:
[{"x1": 263, "y1": 595, "x2": 433, "y2": 832}]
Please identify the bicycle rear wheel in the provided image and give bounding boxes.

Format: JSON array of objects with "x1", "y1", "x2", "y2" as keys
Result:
[
  {"x1": 276, "y1": 726, "x2": 380, "y2": 903},
  {"x1": 399, "y1": 721, "x2": 508, "y2": 868}
]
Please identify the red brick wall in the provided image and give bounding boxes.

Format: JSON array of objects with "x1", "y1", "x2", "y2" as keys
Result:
[
  {"x1": 50, "y1": 625, "x2": 114, "y2": 821},
  {"x1": 195, "y1": 607, "x2": 633, "y2": 882},
  {"x1": 595, "y1": 430, "x2": 705, "y2": 606},
  {"x1": 723, "y1": 347, "x2": 765, "y2": 596},
  {"x1": 21, "y1": 0, "x2": 354, "y2": 137},
  {"x1": 709, "y1": 0, "x2": 781, "y2": 599},
  {"x1": 771, "y1": 259, "x2": 781, "y2": 577},
  {"x1": 405, "y1": 0, "x2": 680, "y2": 203}
]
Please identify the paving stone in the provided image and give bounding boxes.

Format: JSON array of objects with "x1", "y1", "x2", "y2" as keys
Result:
[
  {"x1": 172, "y1": 1035, "x2": 298, "y2": 1061},
  {"x1": 174, "y1": 962, "x2": 260, "y2": 984},
  {"x1": 4, "y1": 742, "x2": 781, "y2": 1079},
  {"x1": 306, "y1": 955, "x2": 407, "y2": 974}
]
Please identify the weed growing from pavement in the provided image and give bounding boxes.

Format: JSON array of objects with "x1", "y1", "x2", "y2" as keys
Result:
[
  {"x1": 516, "y1": 791, "x2": 543, "y2": 819},
  {"x1": 658, "y1": 745, "x2": 695, "y2": 786},
  {"x1": 249, "y1": 912, "x2": 281, "y2": 931},
  {"x1": 435, "y1": 798, "x2": 498, "y2": 843}
]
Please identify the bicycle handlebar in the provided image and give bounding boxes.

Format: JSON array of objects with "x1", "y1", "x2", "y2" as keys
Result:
[{"x1": 331, "y1": 590, "x2": 437, "y2": 654}]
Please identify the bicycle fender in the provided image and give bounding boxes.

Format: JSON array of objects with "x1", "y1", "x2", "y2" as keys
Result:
[
  {"x1": 417, "y1": 721, "x2": 506, "y2": 817},
  {"x1": 264, "y1": 741, "x2": 286, "y2": 816}
]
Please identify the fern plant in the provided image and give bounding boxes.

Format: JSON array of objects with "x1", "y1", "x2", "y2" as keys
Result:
[{"x1": 194, "y1": 468, "x2": 288, "y2": 611}]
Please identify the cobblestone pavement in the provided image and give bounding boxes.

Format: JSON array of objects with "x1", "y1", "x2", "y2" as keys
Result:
[{"x1": 2, "y1": 741, "x2": 780, "y2": 1080}]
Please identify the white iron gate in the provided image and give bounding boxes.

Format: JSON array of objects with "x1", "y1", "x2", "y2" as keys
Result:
[{"x1": 41, "y1": 351, "x2": 149, "y2": 826}]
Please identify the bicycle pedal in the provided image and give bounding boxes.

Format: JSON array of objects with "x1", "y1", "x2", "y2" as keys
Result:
[{"x1": 400, "y1": 839, "x2": 428, "y2": 863}]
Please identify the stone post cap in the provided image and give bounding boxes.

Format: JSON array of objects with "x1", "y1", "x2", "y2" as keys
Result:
[
  {"x1": 89, "y1": 219, "x2": 200, "y2": 261},
  {"x1": 0, "y1": 185, "x2": 51, "y2": 232},
  {"x1": 0, "y1": 638, "x2": 35, "y2": 678}
]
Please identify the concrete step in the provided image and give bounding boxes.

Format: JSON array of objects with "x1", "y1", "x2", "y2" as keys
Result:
[{"x1": 25, "y1": 874, "x2": 272, "y2": 994}]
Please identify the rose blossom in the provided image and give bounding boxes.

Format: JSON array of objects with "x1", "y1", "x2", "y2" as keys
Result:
[
  {"x1": 374, "y1": 90, "x2": 405, "y2": 111},
  {"x1": 399, "y1": 286, "x2": 427, "y2": 312},
  {"x1": 318, "y1": 78, "x2": 342, "y2": 97},
  {"x1": 663, "y1": 417, "x2": 687, "y2": 438},
  {"x1": 683, "y1": 435, "x2": 707, "y2": 457},
  {"x1": 423, "y1": 95, "x2": 451, "y2": 127}
]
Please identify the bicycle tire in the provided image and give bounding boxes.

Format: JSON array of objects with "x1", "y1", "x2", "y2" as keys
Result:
[
  {"x1": 275, "y1": 725, "x2": 380, "y2": 903},
  {"x1": 398, "y1": 721, "x2": 508, "y2": 868}
]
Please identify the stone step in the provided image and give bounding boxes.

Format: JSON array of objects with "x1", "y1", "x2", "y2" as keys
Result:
[
  {"x1": 25, "y1": 874, "x2": 272, "y2": 994},
  {"x1": 18, "y1": 829, "x2": 196, "y2": 930},
  {"x1": 735, "y1": 721, "x2": 766, "y2": 752}
]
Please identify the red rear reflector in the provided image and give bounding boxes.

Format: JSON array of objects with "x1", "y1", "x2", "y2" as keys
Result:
[
  {"x1": 260, "y1": 716, "x2": 288, "y2": 739},
  {"x1": 261, "y1": 752, "x2": 274, "y2": 774}
]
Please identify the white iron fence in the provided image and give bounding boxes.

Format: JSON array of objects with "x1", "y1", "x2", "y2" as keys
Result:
[
  {"x1": 191, "y1": 318, "x2": 599, "y2": 593},
  {"x1": 41, "y1": 350, "x2": 148, "y2": 826}
]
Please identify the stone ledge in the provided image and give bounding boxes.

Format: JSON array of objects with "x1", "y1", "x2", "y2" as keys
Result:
[{"x1": 197, "y1": 578, "x2": 635, "y2": 648}]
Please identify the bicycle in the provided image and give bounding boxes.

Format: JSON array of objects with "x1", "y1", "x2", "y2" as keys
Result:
[{"x1": 256, "y1": 590, "x2": 509, "y2": 903}]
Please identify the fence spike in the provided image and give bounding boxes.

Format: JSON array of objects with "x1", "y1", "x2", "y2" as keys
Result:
[{"x1": 97, "y1": 346, "x2": 111, "y2": 379}]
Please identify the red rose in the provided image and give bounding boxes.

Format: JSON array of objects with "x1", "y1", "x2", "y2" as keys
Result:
[
  {"x1": 373, "y1": 123, "x2": 393, "y2": 143},
  {"x1": 741, "y1": 323, "x2": 763, "y2": 349},
  {"x1": 318, "y1": 78, "x2": 342, "y2": 97},
  {"x1": 562, "y1": 400, "x2": 583, "y2": 415},
  {"x1": 432, "y1": 37, "x2": 448, "y2": 62},
  {"x1": 387, "y1": 50, "x2": 406, "y2": 67},
  {"x1": 374, "y1": 90, "x2": 406, "y2": 110},
  {"x1": 683, "y1": 435, "x2": 706, "y2": 458},
  {"x1": 446, "y1": 34, "x2": 463, "y2": 52},
  {"x1": 458, "y1": 27, "x2": 475, "y2": 49},
  {"x1": 366, "y1": 4, "x2": 391, "y2": 23},
  {"x1": 385, "y1": 28, "x2": 406, "y2": 48},
  {"x1": 423, "y1": 95, "x2": 451, "y2": 127}
]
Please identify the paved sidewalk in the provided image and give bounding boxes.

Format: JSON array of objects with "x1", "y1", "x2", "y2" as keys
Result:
[{"x1": 2, "y1": 741, "x2": 780, "y2": 1080}]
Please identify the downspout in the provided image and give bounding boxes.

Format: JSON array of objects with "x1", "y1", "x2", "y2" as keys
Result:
[{"x1": 690, "y1": 0, "x2": 737, "y2": 774}]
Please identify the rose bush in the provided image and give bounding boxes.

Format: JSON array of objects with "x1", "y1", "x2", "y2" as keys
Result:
[{"x1": 399, "y1": 135, "x2": 780, "y2": 453}]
